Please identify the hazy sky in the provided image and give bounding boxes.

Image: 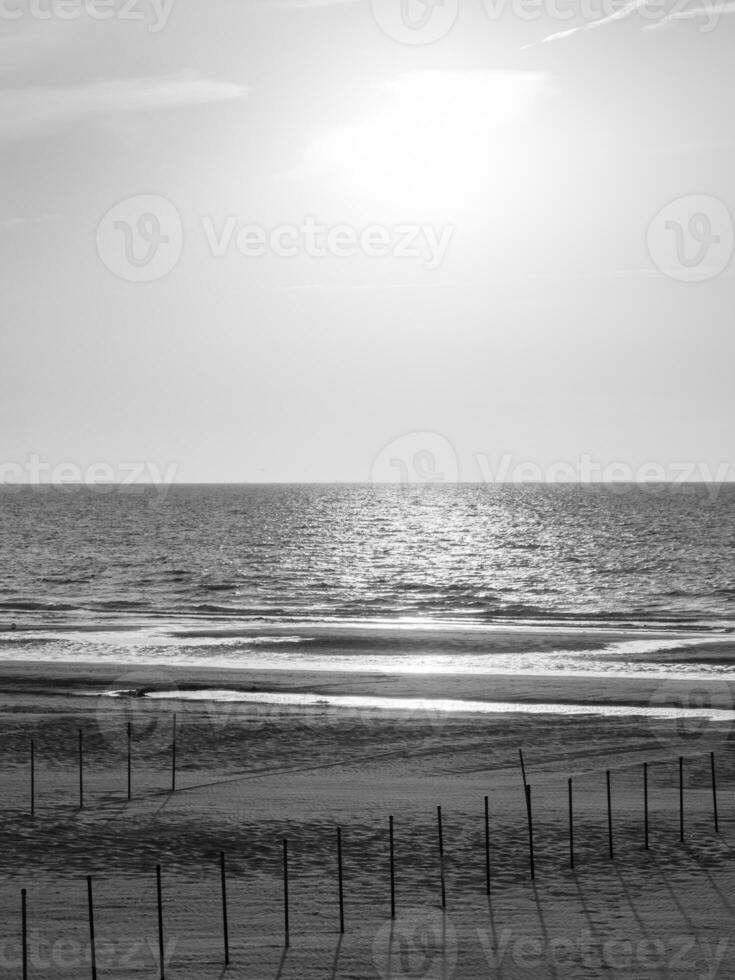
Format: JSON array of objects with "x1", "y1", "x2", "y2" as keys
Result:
[{"x1": 1, "y1": 0, "x2": 733, "y2": 482}]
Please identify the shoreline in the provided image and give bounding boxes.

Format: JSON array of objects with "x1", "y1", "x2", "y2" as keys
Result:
[{"x1": 1, "y1": 658, "x2": 733, "y2": 715}]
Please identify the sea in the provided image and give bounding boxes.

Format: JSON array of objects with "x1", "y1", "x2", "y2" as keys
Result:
[{"x1": 0, "y1": 484, "x2": 734, "y2": 681}]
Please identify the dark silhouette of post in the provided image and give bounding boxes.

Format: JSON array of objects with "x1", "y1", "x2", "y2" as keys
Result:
[
  {"x1": 484, "y1": 796, "x2": 491, "y2": 895},
  {"x1": 711, "y1": 751, "x2": 719, "y2": 832},
  {"x1": 525, "y1": 785, "x2": 535, "y2": 879},
  {"x1": 568, "y1": 778, "x2": 574, "y2": 869},
  {"x1": 337, "y1": 827, "x2": 344, "y2": 934},
  {"x1": 644, "y1": 762, "x2": 649, "y2": 850},
  {"x1": 220, "y1": 852, "x2": 229, "y2": 964},
  {"x1": 171, "y1": 714, "x2": 177, "y2": 793},
  {"x1": 87, "y1": 876, "x2": 97, "y2": 980},
  {"x1": 437, "y1": 806, "x2": 446, "y2": 908},
  {"x1": 127, "y1": 722, "x2": 132, "y2": 801},
  {"x1": 679, "y1": 756, "x2": 684, "y2": 842},
  {"x1": 389, "y1": 815, "x2": 395, "y2": 918},
  {"x1": 30, "y1": 739, "x2": 35, "y2": 818},
  {"x1": 156, "y1": 865, "x2": 165, "y2": 980},
  {"x1": 283, "y1": 839, "x2": 290, "y2": 947},
  {"x1": 519, "y1": 748, "x2": 527, "y2": 789},
  {"x1": 79, "y1": 730, "x2": 84, "y2": 810},
  {"x1": 21, "y1": 889, "x2": 27, "y2": 980},
  {"x1": 606, "y1": 770, "x2": 613, "y2": 859}
]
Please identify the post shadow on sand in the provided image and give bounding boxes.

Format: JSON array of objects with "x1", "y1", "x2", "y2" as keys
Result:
[{"x1": 329, "y1": 934, "x2": 343, "y2": 980}]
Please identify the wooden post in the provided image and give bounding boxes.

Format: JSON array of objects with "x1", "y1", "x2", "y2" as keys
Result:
[
  {"x1": 87, "y1": 876, "x2": 97, "y2": 980},
  {"x1": 525, "y1": 784, "x2": 535, "y2": 880},
  {"x1": 606, "y1": 770, "x2": 613, "y2": 860},
  {"x1": 127, "y1": 721, "x2": 132, "y2": 801},
  {"x1": 30, "y1": 739, "x2": 35, "y2": 818},
  {"x1": 21, "y1": 889, "x2": 27, "y2": 980},
  {"x1": 437, "y1": 805, "x2": 446, "y2": 908},
  {"x1": 79, "y1": 729, "x2": 84, "y2": 810},
  {"x1": 679, "y1": 756, "x2": 684, "y2": 842},
  {"x1": 644, "y1": 762, "x2": 649, "y2": 850},
  {"x1": 389, "y1": 815, "x2": 395, "y2": 919},
  {"x1": 711, "y1": 751, "x2": 719, "y2": 833},
  {"x1": 156, "y1": 865, "x2": 165, "y2": 980},
  {"x1": 484, "y1": 796, "x2": 491, "y2": 896},
  {"x1": 171, "y1": 714, "x2": 176, "y2": 793},
  {"x1": 337, "y1": 827, "x2": 344, "y2": 934},
  {"x1": 220, "y1": 852, "x2": 229, "y2": 965},
  {"x1": 283, "y1": 839, "x2": 290, "y2": 948},
  {"x1": 519, "y1": 748, "x2": 527, "y2": 788},
  {"x1": 568, "y1": 778, "x2": 574, "y2": 869}
]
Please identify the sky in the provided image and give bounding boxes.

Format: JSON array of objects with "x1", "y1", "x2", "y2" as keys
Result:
[{"x1": 1, "y1": 0, "x2": 734, "y2": 483}]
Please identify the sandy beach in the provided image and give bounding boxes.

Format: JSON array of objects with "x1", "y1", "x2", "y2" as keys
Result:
[{"x1": 0, "y1": 655, "x2": 733, "y2": 979}]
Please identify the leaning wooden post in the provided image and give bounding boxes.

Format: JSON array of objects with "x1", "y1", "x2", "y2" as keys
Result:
[
  {"x1": 30, "y1": 739, "x2": 35, "y2": 818},
  {"x1": 283, "y1": 839, "x2": 290, "y2": 948},
  {"x1": 484, "y1": 796, "x2": 491, "y2": 895},
  {"x1": 525, "y1": 784, "x2": 535, "y2": 880},
  {"x1": 156, "y1": 865, "x2": 165, "y2": 980},
  {"x1": 78, "y1": 729, "x2": 84, "y2": 810},
  {"x1": 389, "y1": 815, "x2": 395, "y2": 919},
  {"x1": 437, "y1": 806, "x2": 446, "y2": 908},
  {"x1": 21, "y1": 889, "x2": 28, "y2": 980},
  {"x1": 568, "y1": 778, "x2": 574, "y2": 869},
  {"x1": 606, "y1": 770, "x2": 613, "y2": 860},
  {"x1": 679, "y1": 756, "x2": 684, "y2": 842},
  {"x1": 171, "y1": 714, "x2": 177, "y2": 793},
  {"x1": 220, "y1": 852, "x2": 229, "y2": 964},
  {"x1": 711, "y1": 751, "x2": 719, "y2": 833},
  {"x1": 87, "y1": 876, "x2": 97, "y2": 980},
  {"x1": 127, "y1": 721, "x2": 132, "y2": 801},
  {"x1": 644, "y1": 762, "x2": 649, "y2": 850},
  {"x1": 337, "y1": 827, "x2": 344, "y2": 934}
]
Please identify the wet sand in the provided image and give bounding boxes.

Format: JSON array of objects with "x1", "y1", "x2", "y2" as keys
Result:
[{"x1": 0, "y1": 658, "x2": 733, "y2": 979}]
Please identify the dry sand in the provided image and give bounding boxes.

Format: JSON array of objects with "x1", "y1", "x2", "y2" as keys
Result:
[{"x1": 0, "y1": 658, "x2": 733, "y2": 979}]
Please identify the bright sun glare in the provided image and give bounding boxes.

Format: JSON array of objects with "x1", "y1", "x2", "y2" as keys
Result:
[{"x1": 306, "y1": 71, "x2": 550, "y2": 216}]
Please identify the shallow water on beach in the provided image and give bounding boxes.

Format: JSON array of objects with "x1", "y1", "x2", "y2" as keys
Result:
[{"x1": 1, "y1": 484, "x2": 734, "y2": 672}]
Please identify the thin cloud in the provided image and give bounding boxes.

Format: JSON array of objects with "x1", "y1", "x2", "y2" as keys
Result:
[{"x1": 0, "y1": 71, "x2": 247, "y2": 142}]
